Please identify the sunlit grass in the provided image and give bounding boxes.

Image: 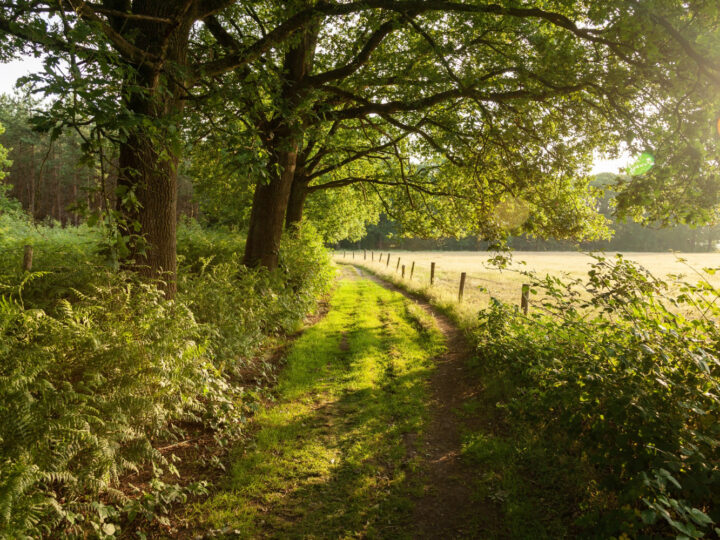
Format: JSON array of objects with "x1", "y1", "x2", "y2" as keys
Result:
[
  {"x1": 189, "y1": 270, "x2": 444, "y2": 538},
  {"x1": 338, "y1": 250, "x2": 720, "y2": 319}
]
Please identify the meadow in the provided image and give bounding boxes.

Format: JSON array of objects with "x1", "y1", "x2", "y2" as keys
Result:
[{"x1": 337, "y1": 250, "x2": 720, "y2": 317}]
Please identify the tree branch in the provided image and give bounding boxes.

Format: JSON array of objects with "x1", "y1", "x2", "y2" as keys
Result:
[
  {"x1": 308, "y1": 175, "x2": 465, "y2": 199},
  {"x1": 325, "y1": 82, "x2": 590, "y2": 121},
  {"x1": 302, "y1": 17, "x2": 402, "y2": 88},
  {"x1": 63, "y1": 0, "x2": 161, "y2": 68},
  {"x1": 647, "y1": 12, "x2": 720, "y2": 85},
  {"x1": 309, "y1": 131, "x2": 410, "y2": 179}
]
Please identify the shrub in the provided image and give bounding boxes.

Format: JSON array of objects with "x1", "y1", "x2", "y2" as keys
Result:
[
  {"x1": 0, "y1": 272, "x2": 230, "y2": 536},
  {"x1": 0, "y1": 218, "x2": 334, "y2": 538},
  {"x1": 473, "y1": 255, "x2": 720, "y2": 537},
  {"x1": 176, "y1": 219, "x2": 246, "y2": 272}
]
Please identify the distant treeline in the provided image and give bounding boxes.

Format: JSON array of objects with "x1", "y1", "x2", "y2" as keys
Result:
[
  {"x1": 346, "y1": 207, "x2": 720, "y2": 253},
  {"x1": 0, "y1": 92, "x2": 198, "y2": 225}
]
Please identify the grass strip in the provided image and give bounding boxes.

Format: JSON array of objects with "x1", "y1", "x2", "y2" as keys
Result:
[{"x1": 190, "y1": 274, "x2": 443, "y2": 538}]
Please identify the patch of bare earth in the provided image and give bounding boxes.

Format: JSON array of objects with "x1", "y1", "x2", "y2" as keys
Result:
[{"x1": 355, "y1": 266, "x2": 503, "y2": 539}]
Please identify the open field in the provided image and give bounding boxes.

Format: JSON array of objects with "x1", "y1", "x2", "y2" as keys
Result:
[{"x1": 335, "y1": 250, "x2": 720, "y2": 317}]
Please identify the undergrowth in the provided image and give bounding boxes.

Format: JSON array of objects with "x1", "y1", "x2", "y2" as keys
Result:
[
  {"x1": 353, "y1": 257, "x2": 720, "y2": 538},
  {"x1": 470, "y1": 255, "x2": 720, "y2": 538},
  {"x1": 0, "y1": 196, "x2": 333, "y2": 538}
]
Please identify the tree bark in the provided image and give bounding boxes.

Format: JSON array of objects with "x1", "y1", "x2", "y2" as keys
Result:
[
  {"x1": 243, "y1": 21, "x2": 318, "y2": 268},
  {"x1": 285, "y1": 174, "x2": 309, "y2": 230},
  {"x1": 117, "y1": 118, "x2": 179, "y2": 292},
  {"x1": 114, "y1": 7, "x2": 191, "y2": 297},
  {"x1": 244, "y1": 142, "x2": 299, "y2": 268}
]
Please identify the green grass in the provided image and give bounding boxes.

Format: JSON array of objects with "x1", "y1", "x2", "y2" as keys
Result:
[
  {"x1": 345, "y1": 263, "x2": 586, "y2": 538},
  {"x1": 191, "y1": 271, "x2": 444, "y2": 538}
]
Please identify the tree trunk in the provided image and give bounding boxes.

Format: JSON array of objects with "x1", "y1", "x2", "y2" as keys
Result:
[
  {"x1": 114, "y1": 12, "x2": 190, "y2": 297},
  {"x1": 285, "y1": 175, "x2": 309, "y2": 230},
  {"x1": 117, "y1": 122, "x2": 179, "y2": 291},
  {"x1": 243, "y1": 142, "x2": 299, "y2": 268},
  {"x1": 243, "y1": 22, "x2": 318, "y2": 269}
]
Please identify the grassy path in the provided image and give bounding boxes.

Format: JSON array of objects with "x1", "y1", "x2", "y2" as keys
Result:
[{"x1": 191, "y1": 268, "x2": 445, "y2": 538}]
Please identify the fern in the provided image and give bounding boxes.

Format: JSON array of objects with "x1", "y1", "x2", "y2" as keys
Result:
[{"x1": 0, "y1": 222, "x2": 333, "y2": 537}]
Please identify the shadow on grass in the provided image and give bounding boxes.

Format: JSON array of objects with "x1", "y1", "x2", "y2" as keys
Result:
[{"x1": 191, "y1": 279, "x2": 441, "y2": 539}]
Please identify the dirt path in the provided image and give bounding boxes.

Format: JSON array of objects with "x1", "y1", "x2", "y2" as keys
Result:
[
  {"x1": 189, "y1": 267, "x2": 501, "y2": 539},
  {"x1": 356, "y1": 266, "x2": 501, "y2": 539}
]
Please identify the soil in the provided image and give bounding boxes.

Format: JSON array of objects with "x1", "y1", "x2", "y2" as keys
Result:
[{"x1": 356, "y1": 266, "x2": 503, "y2": 539}]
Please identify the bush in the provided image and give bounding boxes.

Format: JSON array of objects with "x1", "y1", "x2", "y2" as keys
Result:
[
  {"x1": 0, "y1": 274, "x2": 230, "y2": 536},
  {"x1": 176, "y1": 220, "x2": 246, "y2": 273},
  {"x1": 473, "y1": 255, "x2": 720, "y2": 537},
  {"x1": 180, "y1": 225, "x2": 333, "y2": 378},
  {"x1": 0, "y1": 214, "x2": 334, "y2": 538}
]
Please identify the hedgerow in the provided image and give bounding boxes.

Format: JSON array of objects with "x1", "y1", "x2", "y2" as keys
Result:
[
  {"x1": 472, "y1": 255, "x2": 720, "y2": 537},
  {"x1": 0, "y1": 202, "x2": 333, "y2": 538}
]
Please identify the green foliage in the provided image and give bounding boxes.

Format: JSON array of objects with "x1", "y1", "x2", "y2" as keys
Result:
[
  {"x1": 181, "y1": 224, "x2": 333, "y2": 378},
  {"x1": 0, "y1": 121, "x2": 10, "y2": 180},
  {"x1": 304, "y1": 186, "x2": 380, "y2": 243},
  {"x1": 472, "y1": 256, "x2": 720, "y2": 537},
  {"x1": 0, "y1": 273, "x2": 220, "y2": 536},
  {"x1": 0, "y1": 196, "x2": 104, "y2": 310},
  {"x1": 176, "y1": 220, "x2": 246, "y2": 271},
  {"x1": 0, "y1": 220, "x2": 333, "y2": 538}
]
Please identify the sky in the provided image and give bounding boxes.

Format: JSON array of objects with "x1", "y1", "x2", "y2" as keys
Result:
[
  {"x1": 0, "y1": 57, "x2": 45, "y2": 94},
  {"x1": 0, "y1": 57, "x2": 630, "y2": 174}
]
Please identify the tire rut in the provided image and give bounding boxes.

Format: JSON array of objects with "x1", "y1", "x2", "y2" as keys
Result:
[{"x1": 351, "y1": 266, "x2": 502, "y2": 539}]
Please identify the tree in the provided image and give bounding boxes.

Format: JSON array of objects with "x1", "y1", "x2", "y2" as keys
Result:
[
  {"x1": 189, "y1": 0, "x2": 720, "y2": 266},
  {"x1": 3, "y1": 2, "x2": 719, "y2": 283},
  {"x1": 0, "y1": 0, "x2": 368, "y2": 292},
  {"x1": 0, "y1": 92, "x2": 102, "y2": 224}
]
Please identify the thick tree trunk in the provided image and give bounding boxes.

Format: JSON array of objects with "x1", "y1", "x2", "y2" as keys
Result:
[
  {"x1": 285, "y1": 175, "x2": 309, "y2": 230},
  {"x1": 117, "y1": 125, "x2": 179, "y2": 290},
  {"x1": 243, "y1": 22, "x2": 318, "y2": 269},
  {"x1": 243, "y1": 143, "x2": 299, "y2": 268},
  {"x1": 114, "y1": 11, "x2": 190, "y2": 297}
]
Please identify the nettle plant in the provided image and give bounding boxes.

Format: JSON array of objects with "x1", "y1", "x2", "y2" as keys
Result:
[{"x1": 476, "y1": 255, "x2": 720, "y2": 537}]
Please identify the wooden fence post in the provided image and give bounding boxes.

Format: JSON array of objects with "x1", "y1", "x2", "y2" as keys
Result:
[
  {"x1": 364, "y1": 249, "x2": 367, "y2": 260},
  {"x1": 371, "y1": 251, "x2": 374, "y2": 261},
  {"x1": 352, "y1": 251, "x2": 355, "y2": 260},
  {"x1": 458, "y1": 272, "x2": 466, "y2": 302},
  {"x1": 386, "y1": 253, "x2": 391, "y2": 267},
  {"x1": 343, "y1": 251, "x2": 346, "y2": 258},
  {"x1": 396, "y1": 257, "x2": 401, "y2": 272},
  {"x1": 402, "y1": 265, "x2": 405, "y2": 278},
  {"x1": 410, "y1": 261, "x2": 415, "y2": 280},
  {"x1": 23, "y1": 245, "x2": 33, "y2": 272},
  {"x1": 521, "y1": 283, "x2": 530, "y2": 315},
  {"x1": 430, "y1": 262, "x2": 435, "y2": 285}
]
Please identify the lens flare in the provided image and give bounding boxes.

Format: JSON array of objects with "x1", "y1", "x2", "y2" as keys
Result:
[
  {"x1": 493, "y1": 197, "x2": 531, "y2": 229},
  {"x1": 627, "y1": 152, "x2": 655, "y2": 176}
]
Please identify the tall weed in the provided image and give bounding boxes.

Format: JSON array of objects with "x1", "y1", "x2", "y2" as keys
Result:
[
  {"x1": 0, "y1": 211, "x2": 333, "y2": 538},
  {"x1": 473, "y1": 255, "x2": 720, "y2": 537}
]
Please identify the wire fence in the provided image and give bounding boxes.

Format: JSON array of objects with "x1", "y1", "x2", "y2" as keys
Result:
[{"x1": 336, "y1": 249, "x2": 531, "y2": 314}]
